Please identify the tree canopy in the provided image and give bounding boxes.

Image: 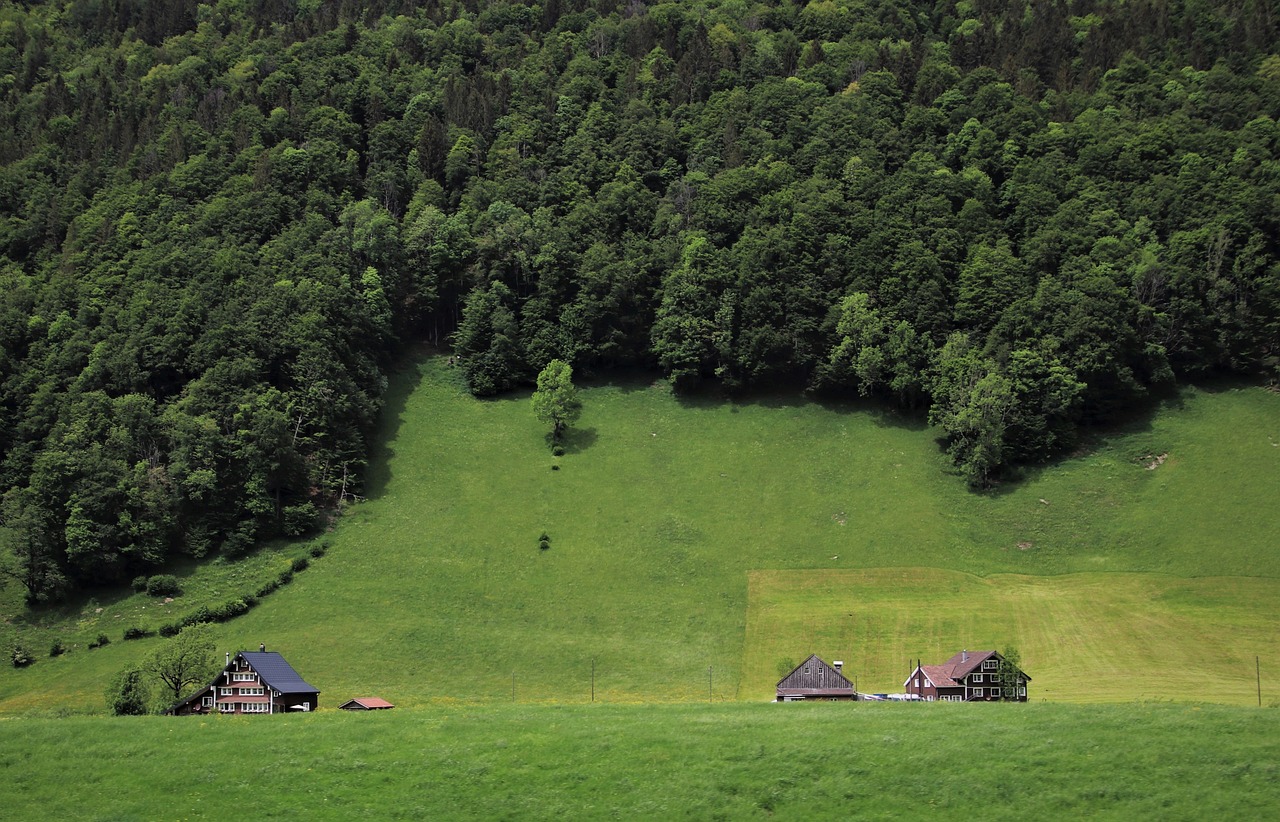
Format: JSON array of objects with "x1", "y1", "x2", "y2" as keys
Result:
[
  {"x1": 1, "y1": 0, "x2": 1278, "y2": 599},
  {"x1": 532, "y1": 359, "x2": 582, "y2": 442}
]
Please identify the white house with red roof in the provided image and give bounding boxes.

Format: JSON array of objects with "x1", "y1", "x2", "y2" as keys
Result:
[{"x1": 904, "y1": 650, "x2": 1029, "y2": 702}]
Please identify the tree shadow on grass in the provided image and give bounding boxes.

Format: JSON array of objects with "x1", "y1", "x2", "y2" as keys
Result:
[
  {"x1": 556, "y1": 426, "x2": 599, "y2": 454},
  {"x1": 969, "y1": 382, "x2": 1184, "y2": 498},
  {"x1": 668, "y1": 376, "x2": 932, "y2": 433},
  {"x1": 362, "y1": 347, "x2": 437, "y2": 501}
]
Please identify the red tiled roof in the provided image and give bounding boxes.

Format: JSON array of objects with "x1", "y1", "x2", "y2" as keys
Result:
[
  {"x1": 921, "y1": 665, "x2": 960, "y2": 688},
  {"x1": 945, "y1": 650, "x2": 998, "y2": 679}
]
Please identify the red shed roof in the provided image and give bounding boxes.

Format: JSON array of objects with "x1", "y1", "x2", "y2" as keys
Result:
[{"x1": 339, "y1": 697, "x2": 395, "y2": 710}]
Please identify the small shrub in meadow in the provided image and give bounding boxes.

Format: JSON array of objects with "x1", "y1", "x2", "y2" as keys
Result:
[
  {"x1": 130, "y1": 575, "x2": 148, "y2": 593},
  {"x1": 278, "y1": 569, "x2": 294, "y2": 585},
  {"x1": 49, "y1": 640, "x2": 66, "y2": 657},
  {"x1": 88, "y1": 633, "x2": 110, "y2": 649},
  {"x1": 552, "y1": 444, "x2": 565, "y2": 457},
  {"x1": 12, "y1": 644, "x2": 34, "y2": 667},
  {"x1": 158, "y1": 623, "x2": 180, "y2": 638},
  {"x1": 291, "y1": 556, "x2": 309, "y2": 573},
  {"x1": 309, "y1": 542, "x2": 327, "y2": 558},
  {"x1": 256, "y1": 579, "x2": 279, "y2": 598},
  {"x1": 145, "y1": 575, "x2": 181, "y2": 598},
  {"x1": 122, "y1": 627, "x2": 150, "y2": 641}
]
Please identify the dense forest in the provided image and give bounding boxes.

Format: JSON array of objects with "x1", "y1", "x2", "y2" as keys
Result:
[{"x1": 1, "y1": 0, "x2": 1278, "y2": 603}]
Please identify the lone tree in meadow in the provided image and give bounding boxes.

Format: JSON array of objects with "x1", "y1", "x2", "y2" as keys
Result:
[
  {"x1": 147, "y1": 622, "x2": 217, "y2": 702},
  {"x1": 531, "y1": 359, "x2": 582, "y2": 444}
]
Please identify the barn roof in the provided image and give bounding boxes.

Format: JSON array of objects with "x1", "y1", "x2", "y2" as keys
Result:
[
  {"x1": 340, "y1": 697, "x2": 395, "y2": 710},
  {"x1": 776, "y1": 654, "x2": 855, "y2": 691},
  {"x1": 239, "y1": 651, "x2": 319, "y2": 694}
]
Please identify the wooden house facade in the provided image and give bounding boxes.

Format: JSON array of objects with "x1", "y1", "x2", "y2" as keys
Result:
[
  {"x1": 776, "y1": 654, "x2": 857, "y2": 701},
  {"x1": 904, "y1": 650, "x2": 1029, "y2": 702},
  {"x1": 170, "y1": 647, "x2": 319, "y2": 715}
]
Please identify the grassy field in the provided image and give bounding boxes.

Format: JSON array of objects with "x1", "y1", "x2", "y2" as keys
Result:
[
  {"x1": 0, "y1": 702, "x2": 1276, "y2": 819},
  {"x1": 1, "y1": 356, "x2": 1278, "y2": 712},
  {"x1": 743, "y1": 568, "x2": 1280, "y2": 702}
]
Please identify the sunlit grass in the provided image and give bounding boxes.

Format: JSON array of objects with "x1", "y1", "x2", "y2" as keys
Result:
[
  {"x1": 1, "y1": 356, "x2": 1277, "y2": 712},
  {"x1": 0, "y1": 702, "x2": 1276, "y2": 820},
  {"x1": 744, "y1": 568, "x2": 1280, "y2": 703}
]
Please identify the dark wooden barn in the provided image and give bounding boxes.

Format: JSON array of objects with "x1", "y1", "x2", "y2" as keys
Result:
[{"x1": 776, "y1": 654, "x2": 857, "y2": 701}]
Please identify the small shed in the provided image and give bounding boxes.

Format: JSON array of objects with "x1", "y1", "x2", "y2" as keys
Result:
[{"x1": 339, "y1": 697, "x2": 395, "y2": 711}]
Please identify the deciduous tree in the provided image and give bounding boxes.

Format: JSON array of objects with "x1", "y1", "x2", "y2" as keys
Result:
[
  {"x1": 531, "y1": 359, "x2": 582, "y2": 443},
  {"x1": 147, "y1": 623, "x2": 217, "y2": 703}
]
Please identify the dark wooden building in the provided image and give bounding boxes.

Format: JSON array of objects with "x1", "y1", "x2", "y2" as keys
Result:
[
  {"x1": 904, "y1": 650, "x2": 1030, "y2": 702},
  {"x1": 776, "y1": 654, "x2": 857, "y2": 701},
  {"x1": 170, "y1": 647, "x2": 319, "y2": 715}
]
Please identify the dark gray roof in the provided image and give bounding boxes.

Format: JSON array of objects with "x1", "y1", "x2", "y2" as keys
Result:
[{"x1": 239, "y1": 651, "x2": 319, "y2": 694}]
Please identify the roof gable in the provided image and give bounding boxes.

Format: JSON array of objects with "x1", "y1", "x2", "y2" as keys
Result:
[
  {"x1": 776, "y1": 654, "x2": 855, "y2": 691},
  {"x1": 238, "y1": 651, "x2": 319, "y2": 694},
  {"x1": 945, "y1": 650, "x2": 998, "y2": 679}
]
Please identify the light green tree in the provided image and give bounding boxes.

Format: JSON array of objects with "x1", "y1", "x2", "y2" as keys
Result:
[
  {"x1": 531, "y1": 359, "x2": 582, "y2": 443},
  {"x1": 147, "y1": 623, "x2": 217, "y2": 703}
]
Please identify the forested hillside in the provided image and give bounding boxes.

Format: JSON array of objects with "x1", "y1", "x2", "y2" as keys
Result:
[{"x1": 2, "y1": 0, "x2": 1278, "y2": 603}]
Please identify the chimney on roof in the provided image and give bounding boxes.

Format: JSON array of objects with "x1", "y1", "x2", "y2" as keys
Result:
[
  {"x1": 962, "y1": 649, "x2": 968, "y2": 662},
  {"x1": 260, "y1": 643, "x2": 266, "y2": 652},
  {"x1": 833, "y1": 660, "x2": 843, "y2": 672},
  {"x1": 225, "y1": 652, "x2": 230, "y2": 666}
]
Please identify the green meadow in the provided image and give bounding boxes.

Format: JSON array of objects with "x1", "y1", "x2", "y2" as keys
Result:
[
  {"x1": 2, "y1": 356, "x2": 1279, "y2": 712},
  {"x1": 1, "y1": 703, "x2": 1277, "y2": 820}
]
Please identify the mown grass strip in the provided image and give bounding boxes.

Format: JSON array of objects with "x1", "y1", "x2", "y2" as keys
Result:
[{"x1": 744, "y1": 568, "x2": 1280, "y2": 704}]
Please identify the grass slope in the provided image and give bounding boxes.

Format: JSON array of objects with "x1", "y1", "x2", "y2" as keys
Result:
[
  {"x1": 1, "y1": 357, "x2": 1278, "y2": 712},
  {"x1": 1, "y1": 703, "x2": 1277, "y2": 820},
  {"x1": 744, "y1": 568, "x2": 1280, "y2": 702}
]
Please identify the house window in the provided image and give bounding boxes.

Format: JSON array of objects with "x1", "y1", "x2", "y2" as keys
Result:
[
  {"x1": 1019, "y1": 687, "x2": 1026, "y2": 697},
  {"x1": 202, "y1": 696, "x2": 213, "y2": 707},
  {"x1": 240, "y1": 687, "x2": 264, "y2": 696},
  {"x1": 218, "y1": 702, "x2": 235, "y2": 713},
  {"x1": 233, "y1": 672, "x2": 255, "y2": 682},
  {"x1": 220, "y1": 687, "x2": 232, "y2": 696},
  {"x1": 984, "y1": 660, "x2": 997, "y2": 670},
  {"x1": 974, "y1": 688, "x2": 984, "y2": 697},
  {"x1": 973, "y1": 674, "x2": 983, "y2": 683},
  {"x1": 243, "y1": 702, "x2": 268, "y2": 713}
]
